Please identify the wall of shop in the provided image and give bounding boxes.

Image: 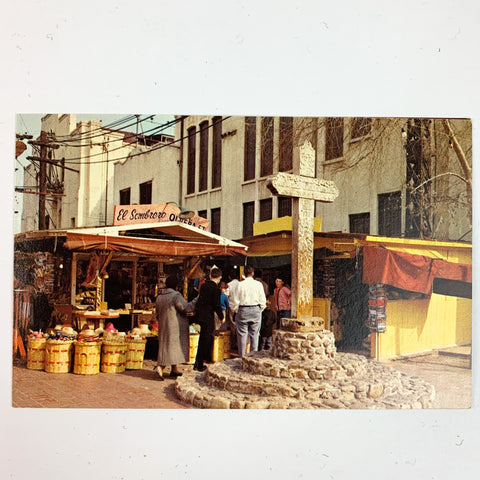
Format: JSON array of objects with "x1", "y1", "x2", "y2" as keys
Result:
[{"x1": 372, "y1": 294, "x2": 472, "y2": 360}]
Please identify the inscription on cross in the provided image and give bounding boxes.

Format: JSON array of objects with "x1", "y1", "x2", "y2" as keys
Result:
[{"x1": 267, "y1": 140, "x2": 338, "y2": 330}]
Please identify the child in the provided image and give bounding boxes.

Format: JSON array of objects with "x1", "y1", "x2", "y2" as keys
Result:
[{"x1": 259, "y1": 306, "x2": 276, "y2": 351}]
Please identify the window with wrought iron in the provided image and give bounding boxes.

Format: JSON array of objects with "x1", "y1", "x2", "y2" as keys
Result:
[
  {"x1": 278, "y1": 196, "x2": 292, "y2": 217},
  {"x1": 211, "y1": 207, "x2": 221, "y2": 235},
  {"x1": 212, "y1": 116, "x2": 222, "y2": 188},
  {"x1": 349, "y1": 212, "x2": 370, "y2": 234},
  {"x1": 261, "y1": 117, "x2": 274, "y2": 177},
  {"x1": 325, "y1": 117, "x2": 344, "y2": 161},
  {"x1": 139, "y1": 181, "x2": 152, "y2": 204},
  {"x1": 244, "y1": 117, "x2": 256, "y2": 181},
  {"x1": 260, "y1": 198, "x2": 273, "y2": 222},
  {"x1": 279, "y1": 117, "x2": 293, "y2": 172},
  {"x1": 351, "y1": 117, "x2": 372, "y2": 140},
  {"x1": 199, "y1": 121, "x2": 209, "y2": 192},
  {"x1": 119, "y1": 187, "x2": 131, "y2": 205},
  {"x1": 187, "y1": 126, "x2": 196, "y2": 194},
  {"x1": 378, "y1": 192, "x2": 402, "y2": 236},
  {"x1": 243, "y1": 201, "x2": 255, "y2": 237}
]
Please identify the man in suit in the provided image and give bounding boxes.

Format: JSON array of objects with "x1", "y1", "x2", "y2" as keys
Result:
[{"x1": 193, "y1": 267, "x2": 224, "y2": 372}]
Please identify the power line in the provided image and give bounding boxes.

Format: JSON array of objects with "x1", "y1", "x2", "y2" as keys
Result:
[{"x1": 49, "y1": 116, "x2": 229, "y2": 166}]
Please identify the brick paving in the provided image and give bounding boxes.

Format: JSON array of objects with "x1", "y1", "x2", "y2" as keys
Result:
[
  {"x1": 12, "y1": 346, "x2": 472, "y2": 409},
  {"x1": 12, "y1": 359, "x2": 191, "y2": 409}
]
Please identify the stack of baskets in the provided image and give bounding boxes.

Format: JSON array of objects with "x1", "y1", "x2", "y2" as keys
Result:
[
  {"x1": 73, "y1": 341, "x2": 102, "y2": 375},
  {"x1": 101, "y1": 336, "x2": 127, "y2": 373},
  {"x1": 44, "y1": 339, "x2": 74, "y2": 373},
  {"x1": 27, "y1": 337, "x2": 47, "y2": 370}
]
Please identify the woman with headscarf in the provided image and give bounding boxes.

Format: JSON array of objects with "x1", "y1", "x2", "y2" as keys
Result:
[{"x1": 154, "y1": 275, "x2": 196, "y2": 380}]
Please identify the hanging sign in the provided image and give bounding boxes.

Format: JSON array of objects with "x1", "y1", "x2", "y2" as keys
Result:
[{"x1": 113, "y1": 203, "x2": 209, "y2": 230}]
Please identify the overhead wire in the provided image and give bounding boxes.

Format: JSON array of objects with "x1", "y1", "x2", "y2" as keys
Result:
[
  {"x1": 55, "y1": 115, "x2": 147, "y2": 142},
  {"x1": 51, "y1": 116, "x2": 180, "y2": 148},
  {"x1": 51, "y1": 114, "x2": 139, "y2": 141},
  {"x1": 51, "y1": 116, "x2": 228, "y2": 166}
]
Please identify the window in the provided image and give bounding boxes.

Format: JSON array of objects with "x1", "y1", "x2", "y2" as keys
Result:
[
  {"x1": 261, "y1": 116, "x2": 274, "y2": 177},
  {"x1": 351, "y1": 117, "x2": 372, "y2": 139},
  {"x1": 349, "y1": 212, "x2": 370, "y2": 234},
  {"x1": 378, "y1": 191, "x2": 402, "y2": 236},
  {"x1": 279, "y1": 116, "x2": 293, "y2": 172},
  {"x1": 198, "y1": 210, "x2": 207, "y2": 220},
  {"x1": 211, "y1": 207, "x2": 221, "y2": 235},
  {"x1": 259, "y1": 198, "x2": 273, "y2": 222},
  {"x1": 212, "y1": 116, "x2": 222, "y2": 188},
  {"x1": 187, "y1": 126, "x2": 196, "y2": 194},
  {"x1": 243, "y1": 201, "x2": 255, "y2": 237},
  {"x1": 199, "y1": 121, "x2": 209, "y2": 192},
  {"x1": 119, "y1": 188, "x2": 131, "y2": 205},
  {"x1": 139, "y1": 181, "x2": 152, "y2": 204},
  {"x1": 278, "y1": 197, "x2": 292, "y2": 217},
  {"x1": 244, "y1": 117, "x2": 256, "y2": 181},
  {"x1": 325, "y1": 117, "x2": 344, "y2": 161}
]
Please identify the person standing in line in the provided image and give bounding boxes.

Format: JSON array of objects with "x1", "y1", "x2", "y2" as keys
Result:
[
  {"x1": 154, "y1": 276, "x2": 196, "y2": 380},
  {"x1": 274, "y1": 276, "x2": 291, "y2": 329},
  {"x1": 259, "y1": 304, "x2": 276, "y2": 351},
  {"x1": 231, "y1": 265, "x2": 266, "y2": 357},
  {"x1": 254, "y1": 269, "x2": 269, "y2": 298},
  {"x1": 193, "y1": 267, "x2": 224, "y2": 372},
  {"x1": 226, "y1": 268, "x2": 241, "y2": 349}
]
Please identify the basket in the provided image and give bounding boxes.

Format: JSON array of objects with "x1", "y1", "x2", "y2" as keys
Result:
[
  {"x1": 44, "y1": 339, "x2": 73, "y2": 373},
  {"x1": 101, "y1": 341, "x2": 126, "y2": 373},
  {"x1": 27, "y1": 337, "x2": 46, "y2": 370},
  {"x1": 212, "y1": 331, "x2": 231, "y2": 362},
  {"x1": 73, "y1": 341, "x2": 102, "y2": 375},
  {"x1": 187, "y1": 333, "x2": 200, "y2": 364},
  {"x1": 125, "y1": 338, "x2": 147, "y2": 369}
]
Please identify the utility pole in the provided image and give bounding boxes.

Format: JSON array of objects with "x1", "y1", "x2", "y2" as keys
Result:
[{"x1": 28, "y1": 131, "x2": 59, "y2": 230}]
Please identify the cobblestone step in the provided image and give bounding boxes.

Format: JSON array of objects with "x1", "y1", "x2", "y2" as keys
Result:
[{"x1": 175, "y1": 353, "x2": 436, "y2": 409}]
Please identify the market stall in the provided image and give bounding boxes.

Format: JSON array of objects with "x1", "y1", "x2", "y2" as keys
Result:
[{"x1": 14, "y1": 221, "x2": 248, "y2": 365}]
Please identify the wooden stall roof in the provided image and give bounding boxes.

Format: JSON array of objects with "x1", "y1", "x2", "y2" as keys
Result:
[
  {"x1": 63, "y1": 222, "x2": 248, "y2": 258},
  {"x1": 15, "y1": 222, "x2": 248, "y2": 258}
]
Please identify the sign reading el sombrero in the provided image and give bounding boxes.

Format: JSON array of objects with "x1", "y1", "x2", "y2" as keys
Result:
[{"x1": 113, "y1": 203, "x2": 209, "y2": 230}]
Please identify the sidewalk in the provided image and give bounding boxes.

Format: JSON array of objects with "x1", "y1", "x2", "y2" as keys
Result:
[{"x1": 11, "y1": 347, "x2": 472, "y2": 409}]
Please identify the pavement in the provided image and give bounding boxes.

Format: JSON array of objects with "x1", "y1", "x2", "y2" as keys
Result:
[{"x1": 11, "y1": 345, "x2": 472, "y2": 409}]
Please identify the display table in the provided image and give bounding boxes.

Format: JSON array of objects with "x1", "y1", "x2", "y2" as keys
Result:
[
  {"x1": 117, "y1": 309, "x2": 153, "y2": 330},
  {"x1": 73, "y1": 311, "x2": 120, "y2": 330}
]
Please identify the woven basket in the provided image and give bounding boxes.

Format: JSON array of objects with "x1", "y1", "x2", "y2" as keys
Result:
[
  {"x1": 187, "y1": 333, "x2": 200, "y2": 364},
  {"x1": 212, "y1": 331, "x2": 231, "y2": 362},
  {"x1": 27, "y1": 337, "x2": 47, "y2": 370},
  {"x1": 44, "y1": 339, "x2": 73, "y2": 373},
  {"x1": 125, "y1": 339, "x2": 147, "y2": 369},
  {"x1": 73, "y1": 341, "x2": 102, "y2": 375},
  {"x1": 101, "y1": 341, "x2": 126, "y2": 373}
]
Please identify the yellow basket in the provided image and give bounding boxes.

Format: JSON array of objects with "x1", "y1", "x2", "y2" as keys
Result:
[
  {"x1": 125, "y1": 339, "x2": 147, "y2": 369},
  {"x1": 44, "y1": 339, "x2": 73, "y2": 373},
  {"x1": 101, "y1": 341, "x2": 126, "y2": 373},
  {"x1": 73, "y1": 341, "x2": 102, "y2": 375},
  {"x1": 27, "y1": 337, "x2": 46, "y2": 370},
  {"x1": 212, "y1": 331, "x2": 231, "y2": 362},
  {"x1": 187, "y1": 333, "x2": 200, "y2": 364}
]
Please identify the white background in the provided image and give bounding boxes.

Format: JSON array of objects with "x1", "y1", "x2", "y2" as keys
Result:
[{"x1": 1, "y1": 1, "x2": 479, "y2": 478}]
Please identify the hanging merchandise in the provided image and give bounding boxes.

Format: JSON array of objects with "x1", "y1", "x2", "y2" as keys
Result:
[
  {"x1": 367, "y1": 283, "x2": 387, "y2": 332},
  {"x1": 34, "y1": 252, "x2": 55, "y2": 294}
]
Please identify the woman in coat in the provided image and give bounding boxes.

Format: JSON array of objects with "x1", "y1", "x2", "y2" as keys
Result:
[{"x1": 155, "y1": 275, "x2": 196, "y2": 380}]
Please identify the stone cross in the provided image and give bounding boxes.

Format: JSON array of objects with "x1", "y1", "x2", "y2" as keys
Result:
[{"x1": 267, "y1": 140, "x2": 338, "y2": 327}]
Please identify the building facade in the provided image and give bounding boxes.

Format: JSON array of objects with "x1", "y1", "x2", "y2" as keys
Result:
[{"x1": 177, "y1": 116, "x2": 472, "y2": 243}]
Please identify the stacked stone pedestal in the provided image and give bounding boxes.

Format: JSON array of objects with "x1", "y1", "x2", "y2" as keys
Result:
[{"x1": 175, "y1": 327, "x2": 435, "y2": 409}]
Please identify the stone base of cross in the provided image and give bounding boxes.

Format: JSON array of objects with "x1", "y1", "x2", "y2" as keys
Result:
[{"x1": 267, "y1": 140, "x2": 339, "y2": 332}]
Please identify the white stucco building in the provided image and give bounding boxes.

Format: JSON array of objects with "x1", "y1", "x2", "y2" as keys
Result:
[{"x1": 177, "y1": 116, "x2": 472, "y2": 243}]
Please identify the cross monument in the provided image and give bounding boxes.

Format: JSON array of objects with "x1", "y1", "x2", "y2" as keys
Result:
[{"x1": 267, "y1": 140, "x2": 339, "y2": 330}]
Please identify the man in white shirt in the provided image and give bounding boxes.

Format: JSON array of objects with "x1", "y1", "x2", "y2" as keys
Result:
[
  {"x1": 226, "y1": 268, "x2": 241, "y2": 350},
  {"x1": 231, "y1": 265, "x2": 267, "y2": 357}
]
